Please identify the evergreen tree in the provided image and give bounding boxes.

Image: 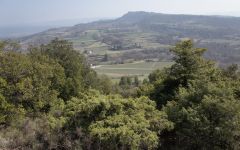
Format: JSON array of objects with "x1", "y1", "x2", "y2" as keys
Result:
[
  {"x1": 39, "y1": 38, "x2": 94, "y2": 100},
  {"x1": 149, "y1": 40, "x2": 217, "y2": 108},
  {"x1": 65, "y1": 90, "x2": 173, "y2": 149},
  {"x1": 147, "y1": 40, "x2": 240, "y2": 149},
  {"x1": 134, "y1": 76, "x2": 140, "y2": 86}
]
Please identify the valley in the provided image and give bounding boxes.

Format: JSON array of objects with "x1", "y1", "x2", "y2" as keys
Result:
[
  {"x1": 19, "y1": 11, "x2": 240, "y2": 70},
  {"x1": 2, "y1": 0, "x2": 240, "y2": 148}
]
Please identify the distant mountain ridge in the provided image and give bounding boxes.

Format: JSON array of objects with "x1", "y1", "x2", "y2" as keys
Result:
[
  {"x1": 19, "y1": 11, "x2": 240, "y2": 65},
  {"x1": 20, "y1": 11, "x2": 240, "y2": 42}
]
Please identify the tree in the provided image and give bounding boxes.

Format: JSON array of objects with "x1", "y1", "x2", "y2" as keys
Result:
[
  {"x1": 95, "y1": 75, "x2": 113, "y2": 94},
  {"x1": 149, "y1": 40, "x2": 218, "y2": 108},
  {"x1": 102, "y1": 53, "x2": 109, "y2": 62},
  {"x1": 0, "y1": 49, "x2": 66, "y2": 124},
  {"x1": 39, "y1": 38, "x2": 94, "y2": 100},
  {"x1": 222, "y1": 64, "x2": 239, "y2": 80},
  {"x1": 147, "y1": 40, "x2": 240, "y2": 149},
  {"x1": 163, "y1": 80, "x2": 240, "y2": 149},
  {"x1": 119, "y1": 76, "x2": 128, "y2": 86},
  {"x1": 0, "y1": 41, "x2": 5, "y2": 50},
  {"x1": 134, "y1": 76, "x2": 140, "y2": 86},
  {"x1": 1, "y1": 40, "x2": 21, "y2": 52},
  {"x1": 0, "y1": 77, "x2": 18, "y2": 125},
  {"x1": 64, "y1": 90, "x2": 173, "y2": 149}
]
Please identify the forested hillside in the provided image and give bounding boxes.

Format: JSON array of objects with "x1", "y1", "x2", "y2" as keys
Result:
[
  {"x1": 19, "y1": 12, "x2": 240, "y2": 65},
  {"x1": 1, "y1": 39, "x2": 240, "y2": 149}
]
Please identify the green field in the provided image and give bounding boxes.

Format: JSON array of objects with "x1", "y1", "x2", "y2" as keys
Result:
[{"x1": 94, "y1": 61, "x2": 173, "y2": 81}]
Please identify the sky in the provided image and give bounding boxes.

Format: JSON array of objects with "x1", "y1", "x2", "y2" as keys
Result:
[{"x1": 1, "y1": 0, "x2": 240, "y2": 26}]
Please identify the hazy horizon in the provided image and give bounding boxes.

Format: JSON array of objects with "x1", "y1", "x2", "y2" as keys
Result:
[
  {"x1": 1, "y1": 0, "x2": 240, "y2": 26},
  {"x1": 1, "y1": 0, "x2": 240, "y2": 38},
  {"x1": 1, "y1": 10, "x2": 240, "y2": 39}
]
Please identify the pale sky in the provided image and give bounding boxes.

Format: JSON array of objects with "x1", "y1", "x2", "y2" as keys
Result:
[{"x1": 1, "y1": 0, "x2": 240, "y2": 26}]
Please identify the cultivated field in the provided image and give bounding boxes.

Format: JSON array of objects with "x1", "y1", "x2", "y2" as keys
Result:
[{"x1": 94, "y1": 61, "x2": 173, "y2": 81}]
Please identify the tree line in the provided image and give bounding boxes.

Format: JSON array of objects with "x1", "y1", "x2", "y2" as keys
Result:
[{"x1": 0, "y1": 39, "x2": 240, "y2": 149}]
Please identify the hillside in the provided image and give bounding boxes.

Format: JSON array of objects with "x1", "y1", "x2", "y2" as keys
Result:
[{"x1": 19, "y1": 11, "x2": 240, "y2": 65}]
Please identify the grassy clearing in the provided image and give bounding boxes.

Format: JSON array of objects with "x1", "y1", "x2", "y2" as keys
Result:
[{"x1": 94, "y1": 61, "x2": 173, "y2": 81}]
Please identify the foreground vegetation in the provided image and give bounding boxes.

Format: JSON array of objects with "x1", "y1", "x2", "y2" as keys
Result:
[{"x1": 1, "y1": 39, "x2": 240, "y2": 149}]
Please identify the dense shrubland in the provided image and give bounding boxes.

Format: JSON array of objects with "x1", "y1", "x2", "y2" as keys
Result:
[{"x1": 1, "y1": 39, "x2": 240, "y2": 149}]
